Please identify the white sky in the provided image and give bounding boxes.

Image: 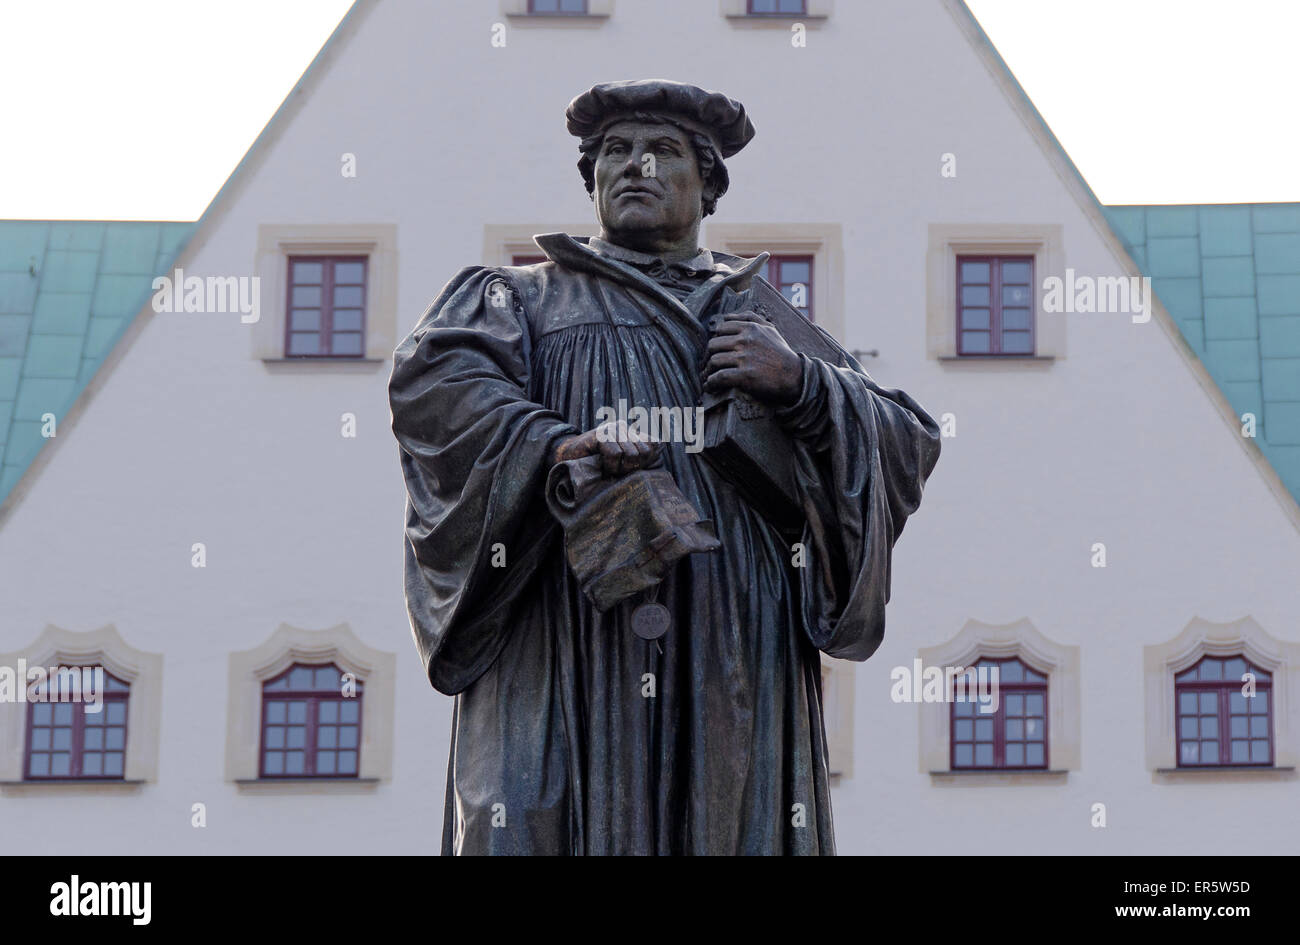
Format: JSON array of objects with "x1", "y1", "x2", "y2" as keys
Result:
[{"x1": 0, "y1": 0, "x2": 1295, "y2": 220}]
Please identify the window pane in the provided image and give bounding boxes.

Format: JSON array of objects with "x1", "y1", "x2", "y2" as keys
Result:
[
  {"x1": 33, "y1": 703, "x2": 52, "y2": 725},
  {"x1": 1201, "y1": 716, "x2": 1217, "y2": 738},
  {"x1": 974, "y1": 744, "x2": 993, "y2": 767},
  {"x1": 961, "y1": 308, "x2": 989, "y2": 331},
  {"x1": 1000, "y1": 261, "x2": 1030, "y2": 283},
  {"x1": 54, "y1": 703, "x2": 72, "y2": 725},
  {"x1": 286, "y1": 751, "x2": 305, "y2": 775},
  {"x1": 1002, "y1": 285, "x2": 1031, "y2": 307},
  {"x1": 960, "y1": 285, "x2": 989, "y2": 307},
  {"x1": 53, "y1": 728, "x2": 71, "y2": 750},
  {"x1": 1026, "y1": 743, "x2": 1044, "y2": 766},
  {"x1": 1180, "y1": 717, "x2": 1197, "y2": 739},
  {"x1": 104, "y1": 753, "x2": 123, "y2": 777},
  {"x1": 289, "y1": 667, "x2": 314, "y2": 689},
  {"x1": 332, "y1": 309, "x2": 363, "y2": 332},
  {"x1": 779, "y1": 261, "x2": 810, "y2": 285},
  {"x1": 107, "y1": 702, "x2": 125, "y2": 724},
  {"x1": 319, "y1": 701, "x2": 338, "y2": 724},
  {"x1": 291, "y1": 286, "x2": 321, "y2": 307},
  {"x1": 334, "y1": 262, "x2": 365, "y2": 284},
  {"x1": 292, "y1": 261, "x2": 323, "y2": 284},
  {"x1": 1006, "y1": 743, "x2": 1024, "y2": 766},
  {"x1": 1229, "y1": 692, "x2": 1246, "y2": 713},
  {"x1": 1179, "y1": 691, "x2": 1197, "y2": 713},
  {"x1": 1007, "y1": 719, "x2": 1024, "y2": 740},
  {"x1": 1250, "y1": 716, "x2": 1268, "y2": 737},
  {"x1": 1251, "y1": 691, "x2": 1269, "y2": 714},
  {"x1": 1200, "y1": 659, "x2": 1223, "y2": 680},
  {"x1": 105, "y1": 728, "x2": 124, "y2": 750},
  {"x1": 1231, "y1": 740, "x2": 1249, "y2": 762},
  {"x1": 315, "y1": 666, "x2": 342, "y2": 690},
  {"x1": 339, "y1": 727, "x2": 358, "y2": 749},
  {"x1": 1251, "y1": 740, "x2": 1269, "y2": 762},
  {"x1": 83, "y1": 753, "x2": 102, "y2": 776},
  {"x1": 288, "y1": 332, "x2": 320, "y2": 356},
  {"x1": 318, "y1": 751, "x2": 336, "y2": 775},
  {"x1": 340, "y1": 701, "x2": 359, "y2": 723},
  {"x1": 333, "y1": 286, "x2": 364, "y2": 308},
  {"x1": 974, "y1": 718, "x2": 993, "y2": 741},
  {"x1": 287, "y1": 727, "x2": 305, "y2": 749},
  {"x1": 291, "y1": 309, "x2": 320, "y2": 331},
  {"x1": 1000, "y1": 661, "x2": 1023, "y2": 683},
  {"x1": 319, "y1": 726, "x2": 337, "y2": 749},
  {"x1": 338, "y1": 751, "x2": 357, "y2": 774},
  {"x1": 288, "y1": 701, "x2": 307, "y2": 724},
  {"x1": 1231, "y1": 716, "x2": 1248, "y2": 738},
  {"x1": 960, "y1": 331, "x2": 990, "y2": 353},
  {"x1": 1006, "y1": 694, "x2": 1023, "y2": 716},
  {"x1": 330, "y1": 333, "x2": 364, "y2": 356},
  {"x1": 32, "y1": 729, "x2": 51, "y2": 750},
  {"x1": 266, "y1": 727, "x2": 284, "y2": 749},
  {"x1": 1225, "y1": 657, "x2": 1246, "y2": 677},
  {"x1": 960, "y1": 261, "x2": 989, "y2": 284},
  {"x1": 29, "y1": 754, "x2": 49, "y2": 776},
  {"x1": 1180, "y1": 741, "x2": 1199, "y2": 764},
  {"x1": 51, "y1": 753, "x2": 70, "y2": 776},
  {"x1": 1200, "y1": 741, "x2": 1219, "y2": 764},
  {"x1": 1025, "y1": 694, "x2": 1044, "y2": 716},
  {"x1": 1199, "y1": 692, "x2": 1217, "y2": 713},
  {"x1": 953, "y1": 697, "x2": 974, "y2": 716},
  {"x1": 267, "y1": 702, "x2": 286, "y2": 724},
  {"x1": 1176, "y1": 666, "x2": 1199, "y2": 681},
  {"x1": 954, "y1": 744, "x2": 973, "y2": 766},
  {"x1": 264, "y1": 751, "x2": 283, "y2": 775},
  {"x1": 1025, "y1": 718, "x2": 1042, "y2": 740},
  {"x1": 1001, "y1": 331, "x2": 1033, "y2": 354},
  {"x1": 1002, "y1": 307, "x2": 1031, "y2": 330},
  {"x1": 953, "y1": 719, "x2": 972, "y2": 741}
]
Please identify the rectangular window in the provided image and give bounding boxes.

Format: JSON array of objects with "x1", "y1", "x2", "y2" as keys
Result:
[
  {"x1": 529, "y1": 0, "x2": 587, "y2": 13},
  {"x1": 1175, "y1": 655, "x2": 1273, "y2": 767},
  {"x1": 285, "y1": 256, "x2": 368, "y2": 358},
  {"x1": 768, "y1": 254, "x2": 814, "y2": 322},
  {"x1": 261, "y1": 663, "x2": 363, "y2": 778},
  {"x1": 511, "y1": 254, "x2": 547, "y2": 266},
  {"x1": 956, "y1": 255, "x2": 1034, "y2": 356},
  {"x1": 25, "y1": 669, "x2": 130, "y2": 780},
  {"x1": 951, "y1": 657, "x2": 1048, "y2": 770},
  {"x1": 748, "y1": 0, "x2": 806, "y2": 13}
]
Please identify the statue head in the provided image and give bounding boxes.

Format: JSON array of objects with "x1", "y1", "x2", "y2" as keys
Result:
[{"x1": 566, "y1": 80, "x2": 754, "y2": 249}]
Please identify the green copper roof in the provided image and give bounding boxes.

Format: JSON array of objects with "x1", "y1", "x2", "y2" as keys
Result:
[
  {"x1": 0, "y1": 220, "x2": 195, "y2": 503},
  {"x1": 1103, "y1": 204, "x2": 1300, "y2": 505}
]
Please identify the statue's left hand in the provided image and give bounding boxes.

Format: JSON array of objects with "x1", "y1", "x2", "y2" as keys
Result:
[{"x1": 703, "y1": 311, "x2": 803, "y2": 405}]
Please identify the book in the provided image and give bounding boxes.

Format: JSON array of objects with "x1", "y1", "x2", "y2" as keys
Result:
[{"x1": 701, "y1": 277, "x2": 847, "y2": 540}]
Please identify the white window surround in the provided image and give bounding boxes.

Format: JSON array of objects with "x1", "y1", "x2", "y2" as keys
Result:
[
  {"x1": 225, "y1": 622, "x2": 396, "y2": 793},
  {"x1": 926, "y1": 223, "x2": 1065, "y2": 362},
  {"x1": 253, "y1": 223, "x2": 398, "y2": 368},
  {"x1": 821, "y1": 654, "x2": 854, "y2": 779},
  {"x1": 500, "y1": 0, "x2": 611, "y2": 25},
  {"x1": 482, "y1": 223, "x2": 599, "y2": 269},
  {"x1": 705, "y1": 223, "x2": 846, "y2": 346},
  {"x1": 918, "y1": 618, "x2": 1080, "y2": 782},
  {"x1": 1144, "y1": 616, "x2": 1300, "y2": 782},
  {"x1": 0, "y1": 624, "x2": 163, "y2": 791},
  {"x1": 721, "y1": 0, "x2": 831, "y2": 26}
]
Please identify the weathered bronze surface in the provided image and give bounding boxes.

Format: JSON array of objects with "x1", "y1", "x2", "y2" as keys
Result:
[{"x1": 390, "y1": 79, "x2": 941, "y2": 855}]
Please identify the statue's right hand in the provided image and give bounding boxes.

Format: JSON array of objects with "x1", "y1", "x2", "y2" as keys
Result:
[{"x1": 552, "y1": 421, "x2": 662, "y2": 476}]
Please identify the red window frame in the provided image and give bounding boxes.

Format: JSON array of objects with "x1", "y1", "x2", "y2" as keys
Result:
[
  {"x1": 284, "y1": 255, "x2": 369, "y2": 358},
  {"x1": 528, "y1": 0, "x2": 588, "y2": 14},
  {"x1": 748, "y1": 0, "x2": 807, "y2": 13},
  {"x1": 949, "y1": 657, "x2": 1049, "y2": 770},
  {"x1": 511, "y1": 254, "x2": 547, "y2": 266},
  {"x1": 1175, "y1": 655, "x2": 1273, "y2": 767},
  {"x1": 956, "y1": 255, "x2": 1035, "y2": 356},
  {"x1": 24, "y1": 668, "x2": 130, "y2": 780},
  {"x1": 259, "y1": 663, "x2": 364, "y2": 779},
  {"x1": 767, "y1": 254, "x2": 814, "y2": 322}
]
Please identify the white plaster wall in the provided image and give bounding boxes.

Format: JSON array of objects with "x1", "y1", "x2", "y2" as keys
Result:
[{"x1": 1, "y1": 0, "x2": 1297, "y2": 853}]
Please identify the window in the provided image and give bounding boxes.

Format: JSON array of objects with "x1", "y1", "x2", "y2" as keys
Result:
[
  {"x1": 529, "y1": 0, "x2": 587, "y2": 13},
  {"x1": 24, "y1": 669, "x2": 129, "y2": 780},
  {"x1": 767, "y1": 254, "x2": 814, "y2": 321},
  {"x1": 956, "y1": 255, "x2": 1034, "y2": 355},
  {"x1": 260, "y1": 663, "x2": 363, "y2": 778},
  {"x1": 950, "y1": 657, "x2": 1048, "y2": 770},
  {"x1": 284, "y1": 256, "x2": 368, "y2": 358},
  {"x1": 1175, "y1": 655, "x2": 1272, "y2": 767},
  {"x1": 511, "y1": 254, "x2": 547, "y2": 266},
  {"x1": 748, "y1": 0, "x2": 806, "y2": 13}
]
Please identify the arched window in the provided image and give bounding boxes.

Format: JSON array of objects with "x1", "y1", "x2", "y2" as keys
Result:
[
  {"x1": 1175, "y1": 655, "x2": 1272, "y2": 767},
  {"x1": 950, "y1": 656, "x2": 1048, "y2": 770},
  {"x1": 260, "y1": 663, "x2": 363, "y2": 778},
  {"x1": 25, "y1": 667, "x2": 129, "y2": 780}
]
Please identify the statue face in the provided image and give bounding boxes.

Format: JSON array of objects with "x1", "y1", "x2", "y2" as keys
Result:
[{"x1": 593, "y1": 121, "x2": 704, "y2": 239}]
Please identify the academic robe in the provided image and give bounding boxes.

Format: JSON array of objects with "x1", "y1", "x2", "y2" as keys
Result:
[{"x1": 389, "y1": 233, "x2": 941, "y2": 855}]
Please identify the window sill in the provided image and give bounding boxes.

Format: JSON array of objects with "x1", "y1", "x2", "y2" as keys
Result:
[
  {"x1": 938, "y1": 355, "x2": 1056, "y2": 369},
  {"x1": 726, "y1": 14, "x2": 828, "y2": 27},
  {"x1": 261, "y1": 358, "x2": 388, "y2": 374},
  {"x1": 234, "y1": 777, "x2": 381, "y2": 795},
  {"x1": 0, "y1": 779, "x2": 146, "y2": 796},
  {"x1": 506, "y1": 13, "x2": 608, "y2": 27},
  {"x1": 1153, "y1": 766, "x2": 1295, "y2": 784},
  {"x1": 929, "y1": 769, "x2": 1069, "y2": 786}
]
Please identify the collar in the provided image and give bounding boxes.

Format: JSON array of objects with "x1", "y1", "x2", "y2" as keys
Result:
[{"x1": 587, "y1": 236, "x2": 716, "y2": 275}]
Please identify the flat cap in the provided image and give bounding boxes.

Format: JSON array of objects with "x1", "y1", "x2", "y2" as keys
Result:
[{"x1": 566, "y1": 79, "x2": 755, "y2": 157}]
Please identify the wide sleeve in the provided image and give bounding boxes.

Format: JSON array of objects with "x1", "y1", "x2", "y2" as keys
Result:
[
  {"x1": 775, "y1": 350, "x2": 941, "y2": 661},
  {"x1": 389, "y1": 266, "x2": 579, "y2": 694}
]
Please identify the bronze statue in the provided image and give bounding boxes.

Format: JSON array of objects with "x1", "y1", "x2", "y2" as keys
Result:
[{"x1": 390, "y1": 79, "x2": 940, "y2": 855}]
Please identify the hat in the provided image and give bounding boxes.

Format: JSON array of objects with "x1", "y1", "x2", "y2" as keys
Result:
[{"x1": 565, "y1": 79, "x2": 755, "y2": 157}]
